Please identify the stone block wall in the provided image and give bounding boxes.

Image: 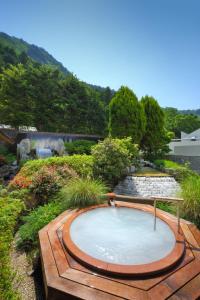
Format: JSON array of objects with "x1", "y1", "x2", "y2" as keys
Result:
[{"x1": 114, "y1": 176, "x2": 180, "y2": 198}]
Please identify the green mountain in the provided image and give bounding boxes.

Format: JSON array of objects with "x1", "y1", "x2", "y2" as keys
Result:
[
  {"x1": 179, "y1": 109, "x2": 200, "y2": 116},
  {"x1": 0, "y1": 32, "x2": 70, "y2": 74}
]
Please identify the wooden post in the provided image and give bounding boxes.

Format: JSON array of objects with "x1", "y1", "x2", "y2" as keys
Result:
[
  {"x1": 154, "y1": 199, "x2": 157, "y2": 231},
  {"x1": 177, "y1": 202, "x2": 180, "y2": 233}
]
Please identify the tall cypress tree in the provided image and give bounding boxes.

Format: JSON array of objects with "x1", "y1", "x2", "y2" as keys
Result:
[
  {"x1": 140, "y1": 95, "x2": 168, "y2": 159},
  {"x1": 109, "y1": 86, "x2": 146, "y2": 143}
]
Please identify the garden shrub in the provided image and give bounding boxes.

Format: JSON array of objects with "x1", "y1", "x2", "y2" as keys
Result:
[
  {"x1": 59, "y1": 178, "x2": 108, "y2": 208},
  {"x1": 181, "y1": 175, "x2": 200, "y2": 227},
  {"x1": 65, "y1": 140, "x2": 96, "y2": 155},
  {"x1": 17, "y1": 201, "x2": 64, "y2": 250},
  {"x1": 154, "y1": 159, "x2": 196, "y2": 182},
  {"x1": 0, "y1": 145, "x2": 16, "y2": 164},
  {"x1": 0, "y1": 154, "x2": 7, "y2": 166},
  {"x1": 0, "y1": 197, "x2": 24, "y2": 300},
  {"x1": 92, "y1": 137, "x2": 138, "y2": 185},
  {"x1": 9, "y1": 174, "x2": 32, "y2": 189},
  {"x1": 30, "y1": 166, "x2": 62, "y2": 204},
  {"x1": 18, "y1": 154, "x2": 93, "y2": 179}
]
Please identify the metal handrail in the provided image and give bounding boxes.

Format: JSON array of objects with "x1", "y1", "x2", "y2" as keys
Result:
[{"x1": 106, "y1": 193, "x2": 183, "y2": 233}]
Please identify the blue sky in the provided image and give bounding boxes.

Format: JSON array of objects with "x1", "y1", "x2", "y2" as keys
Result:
[{"x1": 0, "y1": 0, "x2": 200, "y2": 109}]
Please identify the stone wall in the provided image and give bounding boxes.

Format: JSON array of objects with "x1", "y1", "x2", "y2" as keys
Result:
[
  {"x1": 168, "y1": 155, "x2": 200, "y2": 174},
  {"x1": 114, "y1": 176, "x2": 180, "y2": 198}
]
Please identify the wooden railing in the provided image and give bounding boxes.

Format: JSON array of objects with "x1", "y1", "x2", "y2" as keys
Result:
[{"x1": 106, "y1": 193, "x2": 183, "y2": 233}]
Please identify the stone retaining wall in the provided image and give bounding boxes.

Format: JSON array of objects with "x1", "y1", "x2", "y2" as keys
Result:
[{"x1": 114, "y1": 176, "x2": 180, "y2": 198}]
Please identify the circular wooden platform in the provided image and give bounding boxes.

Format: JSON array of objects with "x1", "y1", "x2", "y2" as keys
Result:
[{"x1": 39, "y1": 202, "x2": 200, "y2": 300}]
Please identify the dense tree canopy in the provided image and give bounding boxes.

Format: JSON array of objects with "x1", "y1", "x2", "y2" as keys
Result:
[
  {"x1": 108, "y1": 86, "x2": 146, "y2": 143},
  {"x1": 174, "y1": 114, "x2": 200, "y2": 137},
  {"x1": 0, "y1": 62, "x2": 107, "y2": 134},
  {"x1": 163, "y1": 107, "x2": 200, "y2": 138}
]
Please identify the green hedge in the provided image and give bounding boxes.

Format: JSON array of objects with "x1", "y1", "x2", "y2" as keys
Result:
[
  {"x1": 0, "y1": 197, "x2": 24, "y2": 300},
  {"x1": 65, "y1": 140, "x2": 96, "y2": 155},
  {"x1": 18, "y1": 155, "x2": 93, "y2": 179}
]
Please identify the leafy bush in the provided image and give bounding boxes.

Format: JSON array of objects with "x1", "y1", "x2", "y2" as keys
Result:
[
  {"x1": 154, "y1": 159, "x2": 196, "y2": 182},
  {"x1": 9, "y1": 174, "x2": 32, "y2": 189},
  {"x1": 30, "y1": 166, "x2": 62, "y2": 204},
  {"x1": 92, "y1": 137, "x2": 138, "y2": 185},
  {"x1": 0, "y1": 154, "x2": 7, "y2": 166},
  {"x1": 181, "y1": 176, "x2": 200, "y2": 227},
  {"x1": 59, "y1": 178, "x2": 108, "y2": 208},
  {"x1": 0, "y1": 197, "x2": 24, "y2": 300},
  {"x1": 18, "y1": 155, "x2": 93, "y2": 179},
  {"x1": 0, "y1": 145, "x2": 16, "y2": 164},
  {"x1": 65, "y1": 140, "x2": 96, "y2": 155},
  {"x1": 17, "y1": 201, "x2": 64, "y2": 250}
]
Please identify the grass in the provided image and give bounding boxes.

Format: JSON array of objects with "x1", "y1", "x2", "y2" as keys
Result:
[
  {"x1": 180, "y1": 175, "x2": 200, "y2": 227},
  {"x1": 17, "y1": 201, "x2": 64, "y2": 250},
  {"x1": 59, "y1": 178, "x2": 108, "y2": 209}
]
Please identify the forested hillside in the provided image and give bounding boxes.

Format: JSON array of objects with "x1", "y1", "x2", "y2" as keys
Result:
[
  {"x1": 0, "y1": 32, "x2": 199, "y2": 138},
  {"x1": 0, "y1": 35, "x2": 113, "y2": 135},
  {"x1": 163, "y1": 107, "x2": 200, "y2": 138},
  {"x1": 0, "y1": 32, "x2": 70, "y2": 74}
]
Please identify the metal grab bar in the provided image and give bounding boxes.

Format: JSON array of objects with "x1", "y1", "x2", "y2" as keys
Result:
[{"x1": 106, "y1": 193, "x2": 183, "y2": 233}]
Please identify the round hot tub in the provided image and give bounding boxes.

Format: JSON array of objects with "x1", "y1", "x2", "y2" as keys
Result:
[{"x1": 63, "y1": 203, "x2": 185, "y2": 276}]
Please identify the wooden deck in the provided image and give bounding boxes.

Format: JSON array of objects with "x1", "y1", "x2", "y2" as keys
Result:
[{"x1": 39, "y1": 202, "x2": 200, "y2": 300}]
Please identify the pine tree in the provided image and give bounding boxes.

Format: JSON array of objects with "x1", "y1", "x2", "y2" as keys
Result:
[{"x1": 108, "y1": 86, "x2": 146, "y2": 143}]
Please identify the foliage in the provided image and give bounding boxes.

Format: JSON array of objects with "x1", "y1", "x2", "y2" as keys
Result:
[
  {"x1": 181, "y1": 176, "x2": 200, "y2": 227},
  {"x1": 156, "y1": 202, "x2": 176, "y2": 215},
  {"x1": 0, "y1": 145, "x2": 16, "y2": 164},
  {"x1": 9, "y1": 174, "x2": 32, "y2": 189},
  {"x1": 92, "y1": 137, "x2": 138, "y2": 185},
  {"x1": 0, "y1": 154, "x2": 6, "y2": 166},
  {"x1": 30, "y1": 166, "x2": 62, "y2": 204},
  {"x1": 109, "y1": 86, "x2": 146, "y2": 143},
  {"x1": 17, "y1": 201, "x2": 63, "y2": 250},
  {"x1": 0, "y1": 31, "x2": 68, "y2": 74},
  {"x1": 59, "y1": 178, "x2": 107, "y2": 208},
  {"x1": 29, "y1": 164, "x2": 77, "y2": 204},
  {"x1": 65, "y1": 139, "x2": 97, "y2": 155},
  {"x1": 174, "y1": 114, "x2": 200, "y2": 138},
  {"x1": 0, "y1": 62, "x2": 107, "y2": 134},
  {"x1": 0, "y1": 196, "x2": 24, "y2": 300},
  {"x1": 18, "y1": 155, "x2": 93, "y2": 179},
  {"x1": 140, "y1": 96, "x2": 169, "y2": 160},
  {"x1": 154, "y1": 159, "x2": 196, "y2": 182},
  {"x1": 163, "y1": 107, "x2": 200, "y2": 138}
]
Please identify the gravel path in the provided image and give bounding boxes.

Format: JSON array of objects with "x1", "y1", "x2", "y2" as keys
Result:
[{"x1": 11, "y1": 236, "x2": 37, "y2": 300}]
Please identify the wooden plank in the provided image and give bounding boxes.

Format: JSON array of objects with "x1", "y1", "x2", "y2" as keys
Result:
[
  {"x1": 148, "y1": 260, "x2": 200, "y2": 299},
  {"x1": 49, "y1": 277, "x2": 125, "y2": 300},
  {"x1": 189, "y1": 224, "x2": 200, "y2": 247},
  {"x1": 61, "y1": 268, "x2": 150, "y2": 300},
  {"x1": 181, "y1": 223, "x2": 200, "y2": 260},
  {"x1": 168, "y1": 273, "x2": 200, "y2": 300}
]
